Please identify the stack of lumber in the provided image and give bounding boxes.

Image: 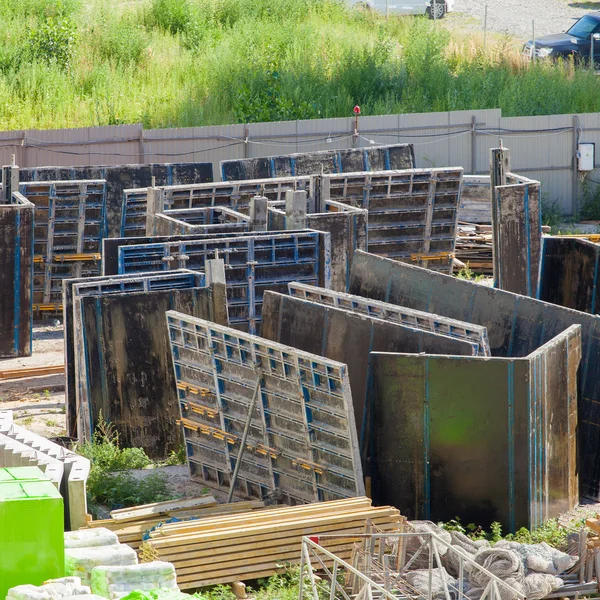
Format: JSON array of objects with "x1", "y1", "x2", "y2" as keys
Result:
[
  {"x1": 145, "y1": 497, "x2": 403, "y2": 590},
  {"x1": 84, "y1": 496, "x2": 266, "y2": 550},
  {"x1": 455, "y1": 223, "x2": 493, "y2": 275},
  {"x1": 585, "y1": 517, "x2": 600, "y2": 549}
]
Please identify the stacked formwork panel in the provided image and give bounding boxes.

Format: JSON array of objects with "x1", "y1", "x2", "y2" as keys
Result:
[
  {"x1": 113, "y1": 230, "x2": 332, "y2": 334},
  {"x1": 19, "y1": 162, "x2": 213, "y2": 238},
  {"x1": 349, "y1": 250, "x2": 594, "y2": 505},
  {"x1": 19, "y1": 180, "x2": 107, "y2": 312},
  {"x1": 166, "y1": 312, "x2": 365, "y2": 503},
  {"x1": 64, "y1": 270, "x2": 226, "y2": 455},
  {"x1": 151, "y1": 207, "x2": 251, "y2": 237},
  {"x1": 0, "y1": 193, "x2": 33, "y2": 358},
  {"x1": 220, "y1": 144, "x2": 416, "y2": 180}
]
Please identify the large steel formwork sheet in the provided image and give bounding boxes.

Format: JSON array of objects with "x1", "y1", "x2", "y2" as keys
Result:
[
  {"x1": 116, "y1": 231, "x2": 332, "y2": 334},
  {"x1": 268, "y1": 200, "x2": 368, "y2": 292},
  {"x1": 62, "y1": 270, "x2": 206, "y2": 439},
  {"x1": 72, "y1": 278, "x2": 217, "y2": 455},
  {"x1": 19, "y1": 180, "x2": 107, "y2": 312},
  {"x1": 0, "y1": 193, "x2": 33, "y2": 358},
  {"x1": 120, "y1": 177, "x2": 308, "y2": 237},
  {"x1": 259, "y1": 291, "x2": 477, "y2": 454},
  {"x1": 20, "y1": 162, "x2": 213, "y2": 238},
  {"x1": 220, "y1": 144, "x2": 416, "y2": 181},
  {"x1": 349, "y1": 250, "x2": 600, "y2": 500},
  {"x1": 492, "y1": 173, "x2": 542, "y2": 296},
  {"x1": 325, "y1": 168, "x2": 463, "y2": 273},
  {"x1": 166, "y1": 311, "x2": 365, "y2": 504},
  {"x1": 368, "y1": 324, "x2": 581, "y2": 532},
  {"x1": 102, "y1": 230, "x2": 320, "y2": 275},
  {"x1": 538, "y1": 237, "x2": 600, "y2": 313},
  {"x1": 287, "y1": 282, "x2": 491, "y2": 357}
]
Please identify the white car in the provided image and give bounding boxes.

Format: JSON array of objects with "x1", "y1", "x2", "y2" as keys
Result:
[{"x1": 350, "y1": 0, "x2": 454, "y2": 19}]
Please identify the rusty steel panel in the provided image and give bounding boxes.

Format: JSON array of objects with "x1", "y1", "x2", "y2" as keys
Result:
[
  {"x1": 68, "y1": 272, "x2": 211, "y2": 455},
  {"x1": 350, "y1": 250, "x2": 600, "y2": 500},
  {"x1": 493, "y1": 174, "x2": 542, "y2": 296},
  {"x1": 287, "y1": 282, "x2": 491, "y2": 356},
  {"x1": 220, "y1": 144, "x2": 415, "y2": 181},
  {"x1": 0, "y1": 193, "x2": 34, "y2": 358},
  {"x1": 166, "y1": 311, "x2": 365, "y2": 503},
  {"x1": 368, "y1": 325, "x2": 580, "y2": 531},
  {"x1": 538, "y1": 237, "x2": 600, "y2": 313}
]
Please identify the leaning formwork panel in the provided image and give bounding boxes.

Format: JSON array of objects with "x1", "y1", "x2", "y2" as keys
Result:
[
  {"x1": 220, "y1": 143, "x2": 416, "y2": 180},
  {"x1": 538, "y1": 236, "x2": 600, "y2": 313},
  {"x1": 166, "y1": 312, "x2": 365, "y2": 504},
  {"x1": 65, "y1": 270, "x2": 224, "y2": 455},
  {"x1": 116, "y1": 230, "x2": 332, "y2": 334},
  {"x1": 0, "y1": 192, "x2": 33, "y2": 358},
  {"x1": 268, "y1": 199, "x2": 368, "y2": 291},
  {"x1": 368, "y1": 324, "x2": 581, "y2": 532},
  {"x1": 19, "y1": 180, "x2": 107, "y2": 313},
  {"x1": 260, "y1": 291, "x2": 478, "y2": 455},
  {"x1": 20, "y1": 162, "x2": 214, "y2": 238},
  {"x1": 287, "y1": 283, "x2": 491, "y2": 356},
  {"x1": 62, "y1": 270, "x2": 209, "y2": 439},
  {"x1": 0, "y1": 410, "x2": 90, "y2": 531},
  {"x1": 120, "y1": 176, "x2": 308, "y2": 237},
  {"x1": 349, "y1": 250, "x2": 600, "y2": 501},
  {"x1": 324, "y1": 168, "x2": 463, "y2": 273}
]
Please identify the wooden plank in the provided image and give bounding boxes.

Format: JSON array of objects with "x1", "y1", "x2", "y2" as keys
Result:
[
  {"x1": 0, "y1": 365, "x2": 64, "y2": 380},
  {"x1": 110, "y1": 495, "x2": 217, "y2": 521},
  {"x1": 150, "y1": 507, "x2": 399, "y2": 548}
]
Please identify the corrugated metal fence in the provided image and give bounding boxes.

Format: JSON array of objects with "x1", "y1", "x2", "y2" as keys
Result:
[{"x1": 1, "y1": 109, "x2": 599, "y2": 215}]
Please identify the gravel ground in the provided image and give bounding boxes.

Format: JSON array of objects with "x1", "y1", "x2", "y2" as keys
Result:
[{"x1": 448, "y1": 0, "x2": 600, "y2": 39}]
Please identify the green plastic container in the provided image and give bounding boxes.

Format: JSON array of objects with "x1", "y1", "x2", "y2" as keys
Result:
[{"x1": 0, "y1": 467, "x2": 65, "y2": 600}]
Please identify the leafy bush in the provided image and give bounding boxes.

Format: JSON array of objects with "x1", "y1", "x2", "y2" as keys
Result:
[
  {"x1": 145, "y1": 0, "x2": 194, "y2": 35},
  {"x1": 28, "y1": 13, "x2": 77, "y2": 70},
  {"x1": 96, "y1": 18, "x2": 149, "y2": 66}
]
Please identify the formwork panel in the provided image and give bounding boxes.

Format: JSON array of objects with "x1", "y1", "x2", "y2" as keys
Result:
[
  {"x1": 152, "y1": 207, "x2": 250, "y2": 237},
  {"x1": 0, "y1": 193, "x2": 34, "y2": 358},
  {"x1": 73, "y1": 282, "x2": 213, "y2": 455},
  {"x1": 116, "y1": 231, "x2": 331, "y2": 334},
  {"x1": 287, "y1": 282, "x2": 491, "y2": 356},
  {"x1": 326, "y1": 168, "x2": 463, "y2": 273},
  {"x1": 63, "y1": 271, "x2": 206, "y2": 442},
  {"x1": 368, "y1": 325, "x2": 580, "y2": 531},
  {"x1": 220, "y1": 144, "x2": 416, "y2": 181},
  {"x1": 166, "y1": 312, "x2": 364, "y2": 504},
  {"x1": 21, "y1": 162, "x2": 213, "y2": 238},
  {"x1": 260, "y1": 291, "x2": 477, "y2": 450},
  {"x1": 350, "y1": 250, "x2": 600, "y2": 500},
  {"x1": 538, "y1": 237, "x2": 600, "y2": 313},
  {"x1": 19, "y1": 180, "x2": 107, "y2": 313},
  {"x1": 121, "y1": 177, "x2": 308, "y2": 237}
]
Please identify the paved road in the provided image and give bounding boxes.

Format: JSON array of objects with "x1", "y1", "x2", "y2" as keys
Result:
[{"x1": 452, "y1": 0, "x2": 599, "y2": 38}]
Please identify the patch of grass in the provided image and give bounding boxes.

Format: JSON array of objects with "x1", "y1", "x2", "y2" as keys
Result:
[
  {"x1": 456, "y1": 264, "x2": 486, "y2": 282},
  {"x1": 45, "y1": 418, "x2": 58, "y2": 427},
  {"x1": 0, "y1": 0, "x2": 599, "y2": 129}
]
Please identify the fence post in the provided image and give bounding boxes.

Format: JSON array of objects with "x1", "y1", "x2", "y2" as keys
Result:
[
  {"x1": 572, "y1": 115, "x2": 580, "y2": 216},
  {"x1": 471, "y1": 115, "x2": 477, "y2": 174}
]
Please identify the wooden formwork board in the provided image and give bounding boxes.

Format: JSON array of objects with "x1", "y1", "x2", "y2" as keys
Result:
[{"x1": 166, "y1": 313, "x2": 364, "y2": 504}]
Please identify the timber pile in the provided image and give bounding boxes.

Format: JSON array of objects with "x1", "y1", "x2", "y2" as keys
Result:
[
  {"x1": 145, "y1": 497, "x2": 403, "y2": 589},
  {"x1": 455, "y1": 223, "x2": 493, "y2": 275},
  {"x1": 84, "y1": 496, "x2": 267, "y2": 550}
]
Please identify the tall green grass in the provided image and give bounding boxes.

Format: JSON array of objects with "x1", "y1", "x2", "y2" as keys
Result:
[{"x1": 0, "y1": 0, "x2": 599, "y2": 130}]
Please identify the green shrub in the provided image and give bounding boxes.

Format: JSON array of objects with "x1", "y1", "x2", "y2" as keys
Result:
[
  {"x1": 146, "y1": 0, "x2": 194, "y2": 35},
  {"x1": 28, "y1": 13, "x2": 77, "y2": 70},
  {"x1": 96, "y1": 18, "x2": 148, "y2": 66}
]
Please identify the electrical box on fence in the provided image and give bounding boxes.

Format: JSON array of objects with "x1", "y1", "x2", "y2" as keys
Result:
[{"x1": 577, "y1": 143, "x2": 595, "y2": 171}]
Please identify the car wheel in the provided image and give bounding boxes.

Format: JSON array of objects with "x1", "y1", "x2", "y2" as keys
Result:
[{"x1": 427, "y1": 0, "x2": 447, "y2": 19}]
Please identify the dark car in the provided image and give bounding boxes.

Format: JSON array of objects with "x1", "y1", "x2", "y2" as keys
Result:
[{"x1": 523, "y1": 12, "x2": 600, "y2": 64}]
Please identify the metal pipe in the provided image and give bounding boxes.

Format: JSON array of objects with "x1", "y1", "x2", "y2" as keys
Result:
[{"x1": 226, "y1": 373, "x2": 262, "y2": 502}]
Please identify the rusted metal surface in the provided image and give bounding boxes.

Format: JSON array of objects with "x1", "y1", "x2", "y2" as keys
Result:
[{"x1": 368, "y1": 324, "x2": 581, "y2": 531}]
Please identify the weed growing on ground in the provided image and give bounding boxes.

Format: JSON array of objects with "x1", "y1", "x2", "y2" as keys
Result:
[
  {"x1": 75, "y1": 415, "x2": 178, "y2": 512},
  {"x1": 579, "y1": 178, "x2": 600, "y2": 221},
  {"x1": 456, "y1": 264, "x2": 486, "y2": 282}
]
